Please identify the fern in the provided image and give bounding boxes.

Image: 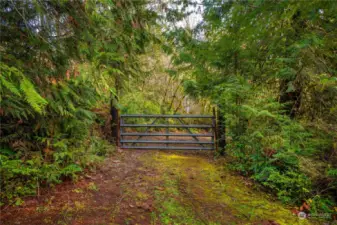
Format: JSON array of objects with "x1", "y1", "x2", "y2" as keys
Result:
[
  {"x1": 0, "y1": 0, "x2": 151, "y2": 206},
  {"x1": 0, "y1": 63, "x2": 48, "y2": 114},
  {"x1": 327, "y1": 168, "x2": 337, "y2": 177},
  {"x1": 0, "y1": 75, "x2": 21, "y2": 97},
  {"x1": 19, "y1": 77, "x2": 48, "y2": 114},
  {"x1": 60, "y1": 164, "x2": 82, "y2": 179}
]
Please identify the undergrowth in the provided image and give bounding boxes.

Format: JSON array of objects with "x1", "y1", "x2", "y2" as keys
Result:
[{"x1": 0, "y1": 134, "x2": 114, "y2": 206}]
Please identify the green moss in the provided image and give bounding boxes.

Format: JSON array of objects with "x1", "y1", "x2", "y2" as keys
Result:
[
  {"x1": 153, "y1": 173, "x2": 207, "y2": 225},
  {"x1": 141, "y1": 152, "x2": 317, "y2": 225},
  {"x1": 135, "y1": 191, "x2": 150, "y2": 201}
]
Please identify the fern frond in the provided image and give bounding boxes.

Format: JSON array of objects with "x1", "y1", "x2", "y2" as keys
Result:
[
  {"x1": 76, "y1": 108, "x2": 95, "y2": 121},
  {"x1": 0, "y1": 76, "x2": 21, "y2": 97},
  {"x1": 20, "y1": 77, "x2": 48, "y2": 114},
  {"x1": 327, "y1": 169, "x2": 337, "y2": 177}
]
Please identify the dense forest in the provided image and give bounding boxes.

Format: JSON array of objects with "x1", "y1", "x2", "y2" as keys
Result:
[{"x1": 1, "y1": 0, "x2": 337, "y2": 224}]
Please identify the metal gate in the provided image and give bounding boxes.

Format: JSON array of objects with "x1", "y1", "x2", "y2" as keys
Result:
[{"x1": 120, "y1": 114, "x2": 216, "y2": 150}]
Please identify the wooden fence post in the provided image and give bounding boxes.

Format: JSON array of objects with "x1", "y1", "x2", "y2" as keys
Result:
[
  {"x1": 110, "y1": 96, "x2": 120, "y2": 147},
  {"x1": 212, "y1": 107, "x2": 219, "y2": 153},
  {"x1": 217, "y1": 105, "x2": 226, "y2": 155}
]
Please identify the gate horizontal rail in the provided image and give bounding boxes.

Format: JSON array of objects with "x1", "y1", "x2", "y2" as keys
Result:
[
  {"x1": 122, "y1": 146, "x2": 214, "y2": 150},
  {"x1": 121, "y1": 124, "x2": 212, "y2": 128},
  {"x1": 121, "y1": 114, "x2": 213, "y2": 118},
  {"x1": 120, "y1": 132, "x2": 214, "y2": 137},
  {"x1": 120, "y1": 140, "x2": 214, "y2": 144},
  {"x1": 120, "y1": 114, "x2": 215, "y2": 151}
]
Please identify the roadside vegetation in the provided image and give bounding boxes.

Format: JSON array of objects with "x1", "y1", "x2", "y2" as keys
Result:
[
  {"x1": 0, "y1": 0, "x2": 155, "y2": 206},
  {"x1": 1, "y1": 0, "x2": 336, "y2": 223},
  {"x1": 163, "y1": 0, "x2": 337, "y2": 216}
]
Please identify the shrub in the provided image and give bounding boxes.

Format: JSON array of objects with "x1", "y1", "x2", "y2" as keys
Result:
[{"x1": 0, "y1": 136, "x2": 113, "y2": 206}]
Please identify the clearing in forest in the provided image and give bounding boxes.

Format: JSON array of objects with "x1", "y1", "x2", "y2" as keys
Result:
[{"x1": 2, "y1": 150, "x2": 314, "y2": 225}]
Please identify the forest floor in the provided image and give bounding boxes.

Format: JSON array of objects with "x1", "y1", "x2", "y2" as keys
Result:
[{"x1": 2, "y1": 149, "x2": 316, "y2": 225}]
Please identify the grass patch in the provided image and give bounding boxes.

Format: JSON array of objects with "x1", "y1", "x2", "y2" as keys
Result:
[{"x1": 141, "y1": 152, "x2": 316, "y2": 225}]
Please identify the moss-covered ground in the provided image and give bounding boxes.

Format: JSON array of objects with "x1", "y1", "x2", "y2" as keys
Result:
[{"x1": 140, "y1": 151, "x2": 315, "y2": 225}]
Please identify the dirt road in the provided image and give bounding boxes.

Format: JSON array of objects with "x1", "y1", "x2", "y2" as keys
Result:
[{"x1": 1, "y1": 150, "x2": 313, "y2": 225}]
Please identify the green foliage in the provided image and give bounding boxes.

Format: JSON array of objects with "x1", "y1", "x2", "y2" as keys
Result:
[
  {"x1": 20, "y1": 77, "x2": 48, "y2": 114},
  {"x1": 327, "y1": 168, "x2": 337, "y2": 178},
  {"x1": 254, "y1": 168, "x2": 311, "y2": 204},
  {"x1": 61, "y1": 164, "x2": 82, "y2": 179},
  {"x1": 0, "y1": 0, "x2": 154, "y2": 206},
  {"x1": 0, "y1": 136, "x2": 113, "y2": 206},
  {"x1": 0, "y1": 156, "x2": 39, "y2": 205},
  {"x1": 164, "y1": 0, "x2": 337, "y2": 214},
  {"x1": 0, "y1": 63, "x2": 47, "y2": 115},
  {"x1": 310, "y1": 195, "x2": 335, "y2": 214},
  {"x1": 224, "y1": 99, "x2": 316, "y2": 204},
  {"x1": 120, "y1": 91, "x2": 162, "y2": 115}
]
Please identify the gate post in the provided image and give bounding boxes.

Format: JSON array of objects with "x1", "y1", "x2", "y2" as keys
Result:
[
  {"x1": 110, "y1": 96, "x2": 120, "y2": 147},
  {"x1": 217, "y1": 105, "x2": 226, "y2": 155},
  {"x1": 212, "y1": 107, "x2": 219, "y2": 153}
]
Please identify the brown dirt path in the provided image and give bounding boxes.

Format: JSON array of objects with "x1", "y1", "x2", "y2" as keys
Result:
[
  {"x1": 1, "y1": 150, "x2": 316, "y2": 225},
  {"x1": 1, "y1": 150, "x2": 156, "y2": 225}
]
